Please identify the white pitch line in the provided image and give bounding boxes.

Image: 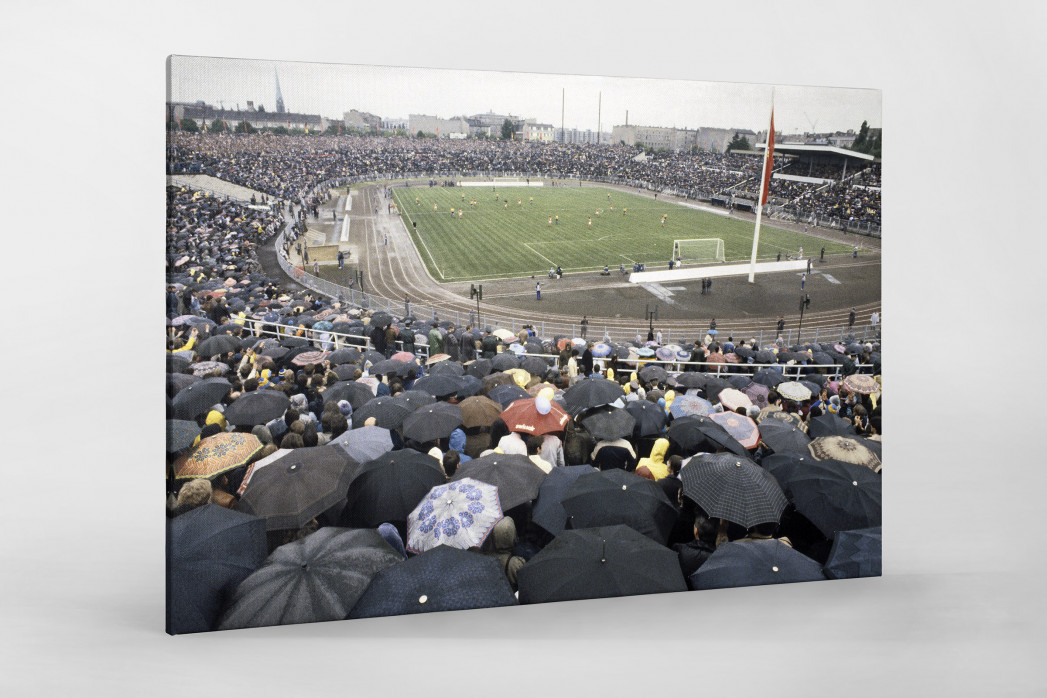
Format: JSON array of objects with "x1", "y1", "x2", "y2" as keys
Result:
[{"x1": 524, "y1": 243, "x2": 556, "y2": 267}]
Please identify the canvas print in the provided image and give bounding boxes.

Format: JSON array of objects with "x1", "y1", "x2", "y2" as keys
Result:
[{"x1": 166, "y1": 56, "x2": 882, "y2": 634}]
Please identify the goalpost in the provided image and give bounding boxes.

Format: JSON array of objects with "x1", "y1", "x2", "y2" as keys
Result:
[{"x1": 672, "y1": 238, "x2": 726, "y2": 265}]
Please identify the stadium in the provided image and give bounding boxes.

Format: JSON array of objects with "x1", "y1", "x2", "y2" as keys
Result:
[{"x1": 166, "y1": 121, "x2": 882, "y2": 633}]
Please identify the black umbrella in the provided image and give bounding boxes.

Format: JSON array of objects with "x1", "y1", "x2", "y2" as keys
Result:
[
  {"x1": 673, "y1": 372, "x2": 704, "y2": 389},
  {"x1": 370, "y1": 359, "x2": 410, "y2": 377},
  {"x1": 398, "y1": 390, "x2": 437, "y2": 412},
  {"x1": 688, "y1": 539, "x2": 826, "y2": 590},
  {"x1": 666, "y1": 415, "x2": 749, "y2": 457},
  {"x1": 824, "y1": 527, "x2": 882, "y2": 580},
  {"x1": 369, "y1": 311, "x2": 393, "y2": 328},
  {"x1": 807, "y1": 413, "x2": 858, "y2": 438},
  {"x1": 481, "y1": 371, "x2": 515, "y2": 394},
  {"x1": 327, "y1": 424, "x2": 394, "y2": 464},
  {"x1": 166, "y1": 504, "x2": 268, "y2": 635},
  {"x1": 466, "y1": 358, "x2": 493, "y2": 378},
  {"x1": 327, "y1": 347, "x2": 361, "y2": 365},
  {"x1": 456, "y1": 374, "x2": 483, "y2": 399},
  {"x1": 563, "y1": 377, "x2": 626, "y2": 416},
  {"x1": 734, "y1": 346, "x2": 756, "y2": 361},
  {"x1": 624, "y1": 400, "x2": 667, "y2": 439},
  {"x1": 331, "y1": 363, "x2": 361, "y2": 381},
  {"x1": 578, "y1": 405, "x2": 637, "y2": 442},
  {"x1": 680, "y1": 452, "x2": 788, "y2": 529},
  {"x1": 517, "y1": 525, "x2": 687, "y2": 605},
  {"x1": 561, "y1": 469, "x2": 678, "y2": 544},
  {"x1": 351, "y1": 396, "x2": 411, "y2": 430},
  {"x1": 217, "y1": 528, "x2": 403, "y2": 630},
  {"x1": 323, "y1": 380, "x2": 375, "y2": 410},
  {"x1": 450, "y1": 453, "x2": 547, "y2": 510},
  {"x1": 752, "y1": 367, "x2": 785, "y2": 387},
  {"x1": 411, "y1": 374, "x2": 461, "y2": 398},
  {"x1": 755, "y1": 350, "x2": 778, "y2": 365},
  {"x1": 167, "y1": 353, "x2": 191, "y2": 374},
  {"x1": 196, "y1": 334, "x2": 241, "y2": 357},
  {"x1": 236, "y1": 447, "x2": 359, "y2": 531},
  {"x1": 223, "y1": 389, "x2": 291, "y2": 427},
  {"x1": 638, "y1": 364, "x2": 668, "y2": 384},
  {"x1": 524, "y1": 340, "x2": 545, "y2": 355},
  {"x1": 280, "y1": 336, "x2": 311, "y2": 348},
  {"x1": 348, "y1": 545, "x2": 518, "y2": 619},
  {"x1": 341, "y1": 449, "x2": 447, "y2": 528},
  {"x1": 259, "y1": 346, "x2": 290, "y2": 361},
  {"x1": 487, "y1": 383, "x2": 531, "y2": 409},
  {"x1": 166, "y1": 419, "x2": 201, "y2": 453},
  {"x1": 428, "y1": 360, "x2": 464, "y2": 378},
  {"x1": 166, "y1": 372, "x2": 199, "y2": 397},
  {"x1": 521, "y1": 356, "x2": 552, "y2": 379},
  {"x1": 727, "y1": 375, "x2": 751, "y2": 390},
  {"x1": 401, "y1": 402, "x2": 463, "y2": 444},
  {"x1": 530, "y1": 464, "x2": 599, "y2": 536},
  {"x1": 765, "y1": 456, "x2": 881, "y2": 538},
  {"x1": 700, "y1": 377, "x2": 731, "y2": 403},
  {"x1": 757, "y1": 419, "x2": 811, "y2": 455},
  {"x1": 491, "y1": 353, "x2": 520, "y2": 371},
  {"x1": 170, "y1": 377, "x2": 232, "y2": 421}
]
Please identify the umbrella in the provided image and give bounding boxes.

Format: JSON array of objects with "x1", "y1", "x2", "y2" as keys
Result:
[
  {"x1": 491, "y1": 353, "x2": 520, "y2": 371},
  {"x1": 170, "y1": 377, "x2": 231, "y2": 420},
  {"x1": 521, "y1": 356, "x2": 552, "y2": 379},
  {"x1": 669, "y1": 394, "x2": 714, "y2": 418},
  {"x1": 824, "y1": 527, "x2": 882, "y2": 579},
  {"x1": 527, "y1": 381, "x2": 560, "y2": 398},
  {"x1": 488, "y1": 383, "x2": 532, "y2": 409},
  {"x1": 450, "y1": 453, "x2": 547, "y2": 510},
  {"x1": 481, "y1": 371, "x2": 515, "y2": 394},
  {"x1": 777, "y1": 381, "x2": 813, "y2": 402},
  {"x1": 708, "y1": 412, "x2": 760, "y2": 450},
  {"x1": 503, "y1": 367, "x2": 533, "y2": 388},
  {"x1": 591, "y1": 343, "x2": 612, "y2": 358},
  {"x1": 166, "y1": 419, "x2": 201, "y2": 453},
  {"x1": 579, "y1": 405, "x2": 637, "y2": 442},
  {"x1": 500, "y1": 397, "x2": 570, "y2": 435},
  {"x1": 328, "y1": 347, "x2": 361, "y2": 365},
  {"x1": 407, "y1": 478, "x2": 504, "y2": 554},
  {"x1": 764, "y1": 456, "x2": 882, "y2": 538},
  {"x1": 322, "y1": 381, "x2": 375, "y2": 410},
  {"x1": 351, "y1": 396, "x2": 411, "y2": 430},
  {"x1": 398, "y1": 390, "x2": 437, "y2": 412},
  {"x1": 223, "y1": 390, "x2": 290, "y2": 427},
  {"x1": 369, "y1": 358, "x2": 410, "y2": 377},
  {"x1": 673, "y1": 372, "x2": 703, "y2": 389},
  {"x1": 808, "y1": 436, "x2": 882, "y2": 471},
  {"x1": 742, "y1": 381, "x2": 771, "y2": 409},
  {"x1": 759, "y1": 408, "x2": 807, "y2": 431},
  {"x1": 425, "y1": 352, "x2": 451, "y2": 366},
  {"x1": 680, "y1": 452, "x2": 788, "y2": 528},
  {"x1": 666, "y1": 415, "x2": 749, "y2": 457},
  {"x1": 517, "y1": 525, "x2": 687, "y2": 605},
  {"x1": 807, "y1": 413, "x2": 858, "y2": 438},
  {"x1": 638, "y1": 364, "x2": 668, "y2": 384},
  {"x1": 362, "y1": 350, "x2": 387, "y2": 365},
  {"x1": 530, "y1": 465, "x2": 599, "y2": 536},
  {"x1": 466, "y1": 358, "x2": 493, "y2": 378},
  {"x1": 369, "y1": 311, "x2": 393, "y2": 328},
  {"x1": 189, "y1": 360, "x2": 230, "y2": 377},
  {"x1": 428, "y1": 360, "x2": 464, "y2": 378},
  {"x1": 259, "y1": 346, "x2": 290, "y2": 361},
  {"x1": 458, "y1": 395, "x2": 504, "y2": 429},
  {"x1": 166, "y1": 504, "x2": 268, "y2": 634},
  {"x1": 563, "y1": 378, "x2": 626, "y2": 416},
  {"x1": 327, "y1": 424, "x2": 394, "y2": 463},
  {"x1": 751, "y1": 367, "x2": 785, "y2": 387},
  {"x1": 688, "y1": 539, "x2": 826, "y2": 590},
  {"x1": 561, "y1": 469, "x2": 678, "y2": 544},
  {"x1": 411, "y1": 374, "x2": 461, "y2": 398},
  {"x1": 195, "y1": 334, "x2": 241, "y2": 357},
  {"x1": 843, "y1": 374, "x2": 880, "y2": 395},
  {"x1": 173, "y1": 432, "x2": 263, "y2": 480},
  {"x1": 331, "y1": 363, "x2": 360, "y2": 381},
  {"x1": 699, "y1": 377, "x2": 731, "y2": 403},
  {"x1": 236, "y1": 447, "x2": 359, "y2": 531},
  {"x1": 390, "y1": 350, "x2": 416, "y2": 363},
  {"x1": 718, "y1": 388, "x2": 753, "y2": 412},
  {"x1": 216, "y1": 528, "x2": 403, "y2": 630},
  {"x1": 757, "y1": 419, "x2": 811, "y2": 455},
  {"x1": 655, "y1": 346, "x2": 676, "y2": 361},
  {"x1": 491, "y1": 328, "x2": 515, "y2": 341},
  {"x1": 624, "y1": 400, "x2": 667, "y2": 438},
  {"x1": 281, "y1": 337, "x2": 311, "y2": 349},
  {"x1": 167, "y1": 354, "x2": 191, "y2": 374},
  {"x1": 342, "y1": 449, "x2": 447, "y2": 528},
  {"x1": 348, "y1": 545, "x2": 518, "y2": 619},
  {"x1": 291, "y1": 350, "x2": 329, "y2": 367},
  {"x1": 455, "y1": 374, "x2": 483, "y2": 399},
  {"x1": 401, "y1": 402, "x2": 463, "y2": 444}
]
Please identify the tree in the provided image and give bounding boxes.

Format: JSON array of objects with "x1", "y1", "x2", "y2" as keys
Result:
[
  {"x1": 234, "y1": 119, "x2": 256, "y2": 134},
  {"x1": 271, "y1": 126, "x2": 288, "y2": 135},
  {"x1": 325, "y1": 123, "x2": 341, "y2": 135},
  {"x1": 725, "y1": 133, "x2": 751, "y2": 153},
  {"x1": 501, "y1": 119, "x2": 515, "y2": 140},
  {"x1": 256, "y1": 104, "x2": 266, "y2": 113},
  {"x1": 179, "y1": 118, "x2": 199, "y2": 133},
  {"x1": 210, "y1": 118, "x2": 227, "y2": 133},
  {"x1": 849, "y1": 121, "x2": 881, "y2": 158}
]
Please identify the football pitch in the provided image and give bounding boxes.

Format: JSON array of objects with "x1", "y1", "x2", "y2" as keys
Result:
[{"x1": 391, "y1": 184, "x2": 851, "y2": 282}]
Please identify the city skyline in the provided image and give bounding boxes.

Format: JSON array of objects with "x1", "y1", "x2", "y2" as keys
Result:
[{"x1": 169, "y1": 56, "x2": 881, "y2": 137}]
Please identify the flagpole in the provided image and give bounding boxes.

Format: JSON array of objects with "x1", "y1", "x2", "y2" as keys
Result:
[{"x1": 748, "y1": 89, "x2": 775, "y2": 283}]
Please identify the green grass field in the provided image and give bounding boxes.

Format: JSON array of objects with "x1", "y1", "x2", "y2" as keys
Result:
[{"x1": 392, "y1": 184, "x2": 851, "y2": 282}]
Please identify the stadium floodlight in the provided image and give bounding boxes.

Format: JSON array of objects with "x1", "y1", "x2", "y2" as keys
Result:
[{"x1": 672, "y1": 238, "x2": 725, "y2": 265}]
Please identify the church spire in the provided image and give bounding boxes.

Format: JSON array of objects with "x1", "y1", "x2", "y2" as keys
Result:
[{"x1": 275, "y1": 69, "x2": 285, "y2": 114}]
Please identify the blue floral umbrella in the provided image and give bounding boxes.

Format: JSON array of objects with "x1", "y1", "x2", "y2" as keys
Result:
[
  {"x1": 407, "y1": 478, "x2": 503, "y2": 554},
  {"x1": 591, "y1": 342, "x2": 612, "y2": 358}
]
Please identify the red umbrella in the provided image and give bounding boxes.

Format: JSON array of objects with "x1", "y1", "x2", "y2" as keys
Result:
[
  {"x1": 390, "y1": 351, "x2": 416, "y2": 363},
  {"x1": 292, "y1": 351, "x2": 328, "y2": 367},
  {"x1": 500, "y1": 396, "x2": 570, "y2": 435},
  {"x1": 708, "y1": 412, "x2": 760, "y2": 450}
]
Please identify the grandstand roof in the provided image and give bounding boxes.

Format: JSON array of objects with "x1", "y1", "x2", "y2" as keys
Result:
[{"x1": 757, "y1": 143, "x2": 875, "y2": 161}]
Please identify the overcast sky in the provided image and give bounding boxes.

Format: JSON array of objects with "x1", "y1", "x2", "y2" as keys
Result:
[{"x1": 169, "y1": 55, "x2": 881, "y2": 136}]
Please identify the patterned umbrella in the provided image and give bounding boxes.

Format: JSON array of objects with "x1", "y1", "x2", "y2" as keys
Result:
[
  {"x1": 592, "y1": 343, "x2": 612, "y2": 358},
  {"x1": 407, "y1": 478, "x2": 504, "y2": 554},
  {"x1": 742, "y1": 381, "x2": 770, "y2": 409},
  {"x1": 189, "y1": 361, "x2": 230, "y2": 377},
  {"x1": 500, "y1": 397, "x2": 570, "y2": 435},
  {"x1": 843, "y1": 374, "x2": 880, "y2": 395},
  {"x1": 759, "y1": 408, "x2": 807, "y2": 431},
  {"x1": 718, "y1": 388, "x2": 753, "y2": 412},
  {"x1": 680, "y1": 452, "x2": 788, "y2": 528},
  {"x1": 173, "y1": 432, "x2": 263, "y2": 480},
  {"x1": 708, "y1": 411, "x2": 760, "y2": 450},
  {"x1": 808, "y1": 436, "x2": 882, "y2": 471},
  {"x1": 777, "y1": 381, "x2": 812, "y2": 402}
]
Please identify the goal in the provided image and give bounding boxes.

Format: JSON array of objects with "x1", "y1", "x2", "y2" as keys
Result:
[{"x1": 673, "y1": 238, "x2": 726, "y2": 265}]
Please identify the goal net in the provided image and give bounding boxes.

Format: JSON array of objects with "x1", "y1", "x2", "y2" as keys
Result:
[{"x1": 673, "y1": 238, "x2": 725, "y2": 265}]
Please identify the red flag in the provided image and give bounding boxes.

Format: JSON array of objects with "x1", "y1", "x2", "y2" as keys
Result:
[{"x1": 761, "y1": 109, "x2": 775, "y2": 205}]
